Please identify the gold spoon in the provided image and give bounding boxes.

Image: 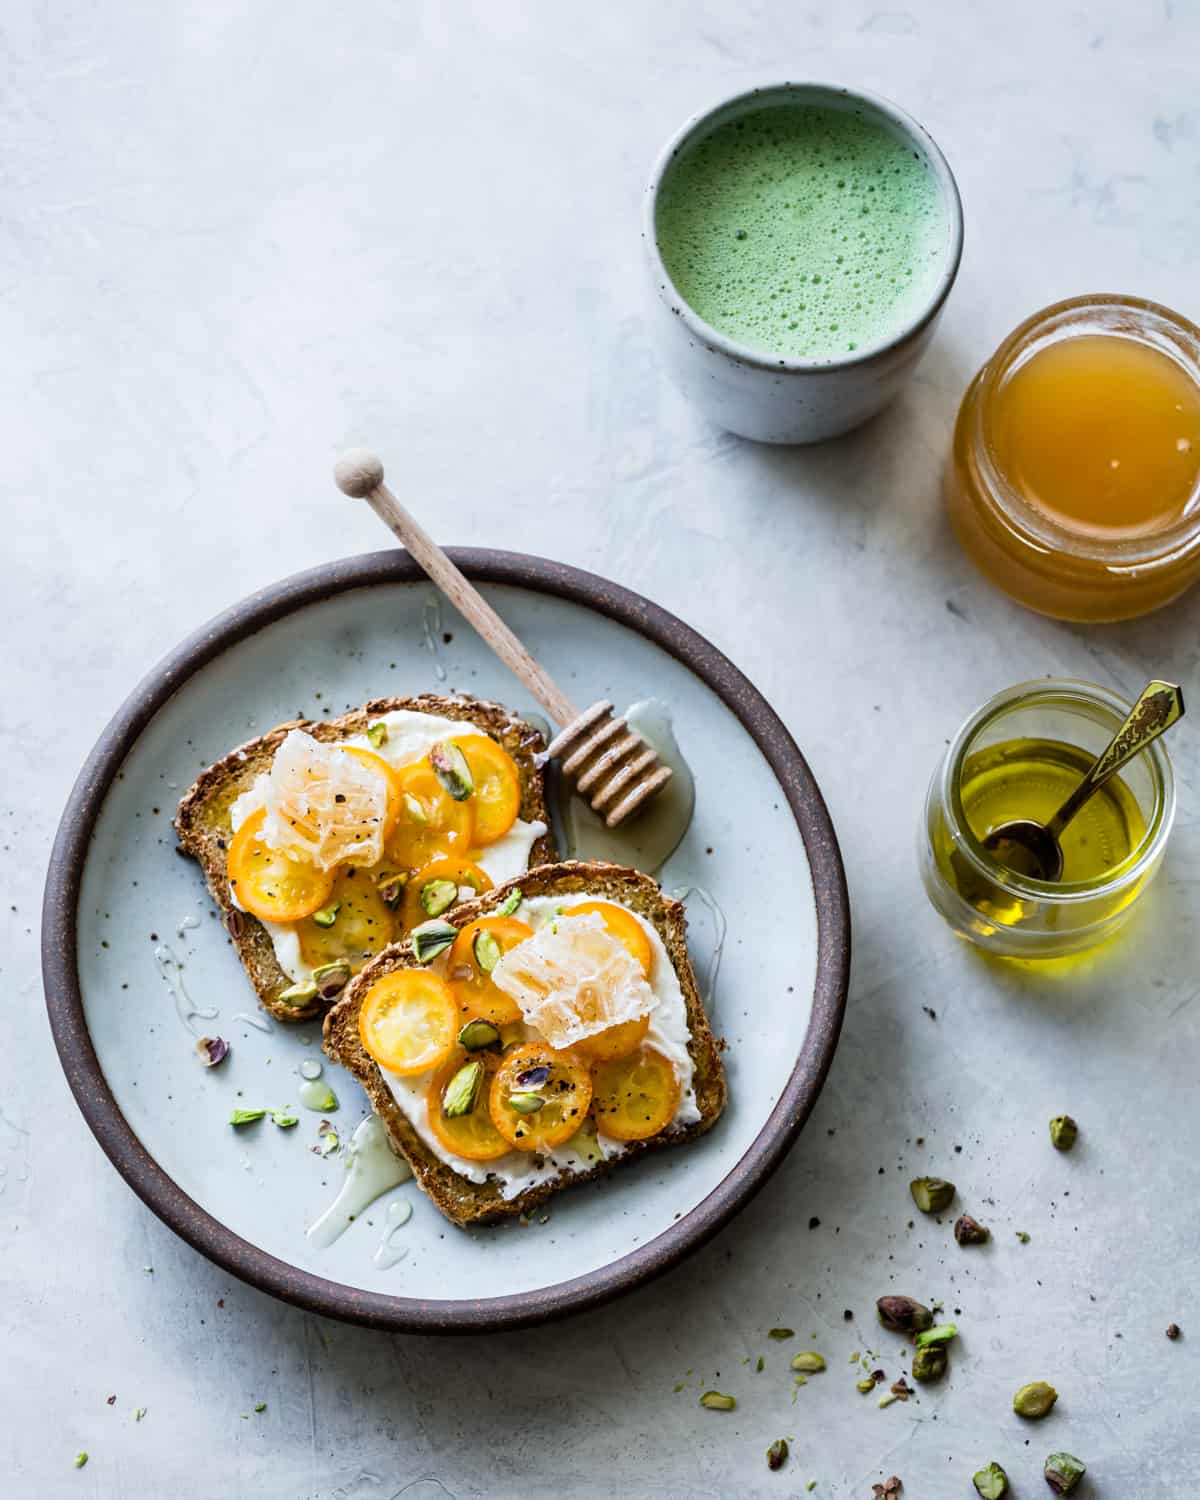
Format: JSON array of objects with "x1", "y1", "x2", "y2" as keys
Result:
[{"x1": 982, "y1": 679, "x2": 1184, "y2": 882}]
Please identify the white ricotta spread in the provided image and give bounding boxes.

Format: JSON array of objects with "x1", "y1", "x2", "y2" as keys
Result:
[
  {"x1": 382, "y1": 892, "x2": 700, "y2": 1199},
  {"x1": 228, "y1": 710, "x2": 546, "y2": 982}
]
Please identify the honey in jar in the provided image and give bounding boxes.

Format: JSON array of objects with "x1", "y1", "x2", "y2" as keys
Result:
[{"x1": 947, "y1": 295, "x2": 1200, "y2": 621}]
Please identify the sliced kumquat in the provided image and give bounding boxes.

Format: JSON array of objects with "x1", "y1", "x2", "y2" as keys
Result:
[
  {"x1": 358, "y1": 969, "x2": 457, "y2": 1077},
  {"x1": 226, "y1": 807, "x2": 335, "y2": 923},
  {"x1": 489, "y1": 1042, "x2": 594, "y2": 1152},
  {"x1": 566, "y1": 900, "x2": 653, "y2": 977},
  {"x1": 426, "y1": 1048, "x2": 511, "y2": 1162},
  {"x1": 400, "y1": 857, "x2": 493, "y2": 932},
  {"x1": 574, "y1": 1012, "x2": 651, "y2": 1061},
  {"x1": 447, "y1": 915, "x2": 533, "y2": 1026},
  {"x1": 296, "y1": 866, "x2": 395, "y2": 971},
  {"x1": 387, "y1": 763, "x2": 475, "y2": 869},
  {"x1": 591, "y1": 1045, "x2": 681, "y2": 1142},
  {"x1": 447, "y1": 734, "x2": 521, "y2": 845},
  {"x1": 342, "y1": 746, "x2": 404, "y2": 835}
]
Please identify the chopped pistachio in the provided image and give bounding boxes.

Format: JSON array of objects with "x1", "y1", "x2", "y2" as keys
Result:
[
  {"x1": 877, "y1": 1392, "x2": 899, "y2": 1408},
  {"x1": 254, "y1": 1402, "x2": 267, "y2": 1413},
  {"x1": 1044, "y1": 1453, "x2": 1085, "y2": 1493},
  {"x1": 755, "y1": 1356, "x2": 764, "y2": 1373},
  {"x1": 411, "y1": 919, "x2": 457, "y2": 963},
  {"x1": 311, "y1": 902, "x2": 341, "y2": 929},
  {"x1": 954, "y1": 1213, "x2": 990, "y2": 1246},
  {"x1": 508, "y1": 1091, "x2": 545, "y2": 1114},
  {"x1": 457, "y1": 1018, "x2": 501, "y2": 1052},
  {"x1": 270, "y1": 1109, "x2": 299, "y2": 1128},
  {"x1": 1049, "y1": 1115, "x2": 1078, "y2": 1152},
  {"x1": 877, "y1": 1295, "x2": 934, "y2": 1334},
  {"x1": 768, "y1": 1327, "x2": 795, "y2": 1340},
  {"x1": 74, "y1": 1452, "x2": 88, "y2": 1468},
  {"x1": 134, "y1": 1407, "x2": 146, "y2": 1422},
  {"x1": 911, "y1": 1344, "x2": 947, "y2": 1382},
  {"x1": 699, "y1": 1391, "x2": 736, "y2": 1411},
  {"x1": 849, "y1": 1350, "x2": 860, "y2": 1362},
  {"x1": 229, "y1": 1107, "x2": 266, "y2": 1126},
  {"x1": 442, "y1": 1061, "x2": 485, "y2": 1118},
  {"x1": 317, "y1": 1128, "x2": 339, "y2": 1156},
  {"x1": 1013, "y1": 1380, "x2": 1058, "y2": 1418},
  {"x1": 403, "y1": 792, "x2": 429, "y2": 825},
  {"x1": 497, "y1": 888, "x2": 524, "y2": 916},
  {"x1": 915, "y1": 1323, "x2": 957, "y2": 1349},
  {"x1": 195, "y1": 1036, "x2": 229, "y2": 1067},
  {"x1": 473, "y1": 928, "x2": 502, "y2": 974},
  {"x1": 972, "y1": 1462, "x2": 1009, "y2": 1498},
  {"x1": 766, "y1": 1438, "x2": 789, "y2": 1471},
  {"x1": 856, "y1": 1377, "x2": 877, "y2": 1394},
  {"x1": 376, "y1": 872, "x2": 408, "y2": 908},
  {"x1": 909, "y1": 1177, "x2": 955, "y2": 1214},
  {"x1": 1016, "y1": 1230, "x2": 1032, "y2": 1244},
  {"x1": 419, "y1": 878, "x2": 459, "y2": 918},
  {"x1": 312, "y1": 960, "x2": 351, "y2": 999},
  {"x1": 366, "y1": 721, "x2": 388, "y2": 749},
  {"x1": 790, "y1": 1352, "x2": 825, "y2": 1373},
  {"x1": 429, "y1": 741, "x2": 474, "y2": 800},
  {"x1": 278, "y1": 978, "x2": 319, "y2": 1007}
]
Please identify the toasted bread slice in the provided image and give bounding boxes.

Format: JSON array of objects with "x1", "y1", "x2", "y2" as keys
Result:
[
  {"x1": 174, "y1": 695, "x2": 554, "y2": 1024},
  {"x1": 322, "y1": 861, "x2": 727, "y2": 1226}
]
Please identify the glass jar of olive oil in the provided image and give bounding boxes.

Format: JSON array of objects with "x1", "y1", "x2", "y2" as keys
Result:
[{"x1": 920, "y1": 679, "x2": 1175, "y2": 958}]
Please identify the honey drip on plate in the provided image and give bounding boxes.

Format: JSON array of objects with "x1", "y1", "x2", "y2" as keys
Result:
[
  {"x1": 306, "y1": 1117, "x2": 412, "y2": 1250},
  {"x1": 551, "y1": 699, "x2": 695, "y2": 873}
]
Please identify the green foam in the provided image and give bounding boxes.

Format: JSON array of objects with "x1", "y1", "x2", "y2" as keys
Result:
[{"x1": 656, "y1": 103, "x2": 948, "y2": 362}]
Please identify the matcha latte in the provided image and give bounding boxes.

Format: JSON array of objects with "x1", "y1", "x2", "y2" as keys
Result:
[{"x1": 655, "y1": 103, "x2": 949, "y2": 362}]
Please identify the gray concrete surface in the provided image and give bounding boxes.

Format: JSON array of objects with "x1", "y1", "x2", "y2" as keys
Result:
[{"x1": 6, "y1": 1, "x2": 1198, "y2": 1495}]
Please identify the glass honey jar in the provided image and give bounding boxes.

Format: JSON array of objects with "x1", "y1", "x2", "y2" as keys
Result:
[
  {"x1": 920, "y1": 679, "x2": 1176, "y2": 959},
  {"x1": 947, "y1": 294, "x2": 1200, "y2": 622}
]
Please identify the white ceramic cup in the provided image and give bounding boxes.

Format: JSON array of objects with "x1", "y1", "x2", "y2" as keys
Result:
[{"x1": 643, "y1": 82, "x2": 964, "y2": 444}]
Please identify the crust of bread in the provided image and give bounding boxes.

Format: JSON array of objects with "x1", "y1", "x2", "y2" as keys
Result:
[
  {"x1": 322, "y1": 861, "x2": 727, "y2": 1226},
  {"x1": 173, "y1": 695, "x2": 554, "y2": 1023}
]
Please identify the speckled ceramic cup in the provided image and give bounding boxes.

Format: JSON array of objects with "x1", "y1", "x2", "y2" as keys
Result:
[{"x1": 643, "y1": 82, "x2": 964, "y2": 444}]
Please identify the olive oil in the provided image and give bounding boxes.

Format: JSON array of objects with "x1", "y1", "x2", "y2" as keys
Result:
[
  {"x1": 960, "y1": 737, "x2": 1145, "y2": 884},
  {"x1": 922, "y1": 680, "x2": 1174, "y2": 960}
]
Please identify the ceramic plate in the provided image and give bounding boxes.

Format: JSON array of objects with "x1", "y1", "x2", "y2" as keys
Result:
[{"x1": 43, "y1": 551, "x2": 848, "y2": 1331}]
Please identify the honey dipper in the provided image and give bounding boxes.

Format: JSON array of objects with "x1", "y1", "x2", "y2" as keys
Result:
[{"x1": 334, "y1": 450, "x2": 672, "y2": 827}]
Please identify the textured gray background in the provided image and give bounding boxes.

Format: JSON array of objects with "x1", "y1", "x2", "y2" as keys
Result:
[{"x1": 6, "y1": 1, "x2": 1198, "y2": 1495}]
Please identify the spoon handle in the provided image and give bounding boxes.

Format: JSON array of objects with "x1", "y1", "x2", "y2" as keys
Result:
[{"x1": 1046, "y1": 679, "x2": 1185, "y2": 840}]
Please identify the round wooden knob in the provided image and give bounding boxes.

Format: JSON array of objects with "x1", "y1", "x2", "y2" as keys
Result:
[{"x1": 334, "y1": 449, "x2": 385, "y2": 498}]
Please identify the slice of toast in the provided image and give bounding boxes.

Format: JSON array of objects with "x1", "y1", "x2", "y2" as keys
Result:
[
  {"x1": 174, "y1": 694, "x2": 554, "y2": 1024},
  {"x1": 322, "y1": 860, "x2": 727, "y2": 1226}
]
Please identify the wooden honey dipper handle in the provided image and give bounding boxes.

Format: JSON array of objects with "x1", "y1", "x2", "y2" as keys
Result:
[
  {"x1": 334, "y1": 449, "x2": 672, "y2": 827},
  {"x1": 335, "y1": 449, "x2": 580, "y2": 729}
]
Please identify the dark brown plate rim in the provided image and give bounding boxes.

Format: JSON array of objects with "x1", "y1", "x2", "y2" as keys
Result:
[{"x1": 42, "y1": 549, "x2": 850, "y2": 1333}]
